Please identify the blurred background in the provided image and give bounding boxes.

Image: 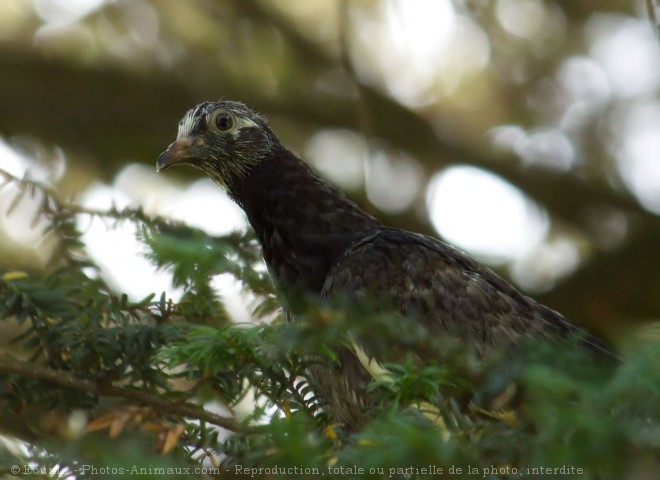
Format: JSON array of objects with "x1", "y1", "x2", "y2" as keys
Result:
[{"x1": 0, "y1": 0, "x2": 658, "y2": 344}]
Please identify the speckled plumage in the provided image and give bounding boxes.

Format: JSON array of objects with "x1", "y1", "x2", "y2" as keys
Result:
[{"x1": 157, "y1": 100, "x2": 612, "y2": 429}]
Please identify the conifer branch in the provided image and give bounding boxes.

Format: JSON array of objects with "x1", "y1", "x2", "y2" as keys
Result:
[{"x1": 0, "y1": 356, "x2": 250, "y2": 433}]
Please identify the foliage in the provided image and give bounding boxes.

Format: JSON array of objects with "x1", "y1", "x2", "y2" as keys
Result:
[{"x1": 0, "y1": 169, "x2": 658, "y2": 480}]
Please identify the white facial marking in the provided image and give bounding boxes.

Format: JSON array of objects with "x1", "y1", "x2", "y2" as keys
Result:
[
  {"x1": 235, "y1": 116, "x2": 258, "y2": 130},
  {"x1": 177, "y1": 107, "x2": 200, "y2": 138},
  {"x1": 176, "y1": 103, "x2": 260, "y2": 141}
]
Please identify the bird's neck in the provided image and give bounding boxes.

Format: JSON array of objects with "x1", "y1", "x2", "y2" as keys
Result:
[{"x1": 228, "y1": 145, "x2": 381, "y2": 292}]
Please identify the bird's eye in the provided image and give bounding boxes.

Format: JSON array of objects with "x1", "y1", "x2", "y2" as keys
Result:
[{"x1": 215, "y1": 112, "x2": 234, "y2": 132}]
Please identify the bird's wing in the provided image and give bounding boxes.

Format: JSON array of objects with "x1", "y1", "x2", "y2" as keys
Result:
[{"x1": 321, "y1": 227, "x2": 605, "y2": 356}]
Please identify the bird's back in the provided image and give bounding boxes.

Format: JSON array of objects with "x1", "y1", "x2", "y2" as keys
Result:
[{"x1": 323, "y1": 227, "x2": 610, "y2": 356}]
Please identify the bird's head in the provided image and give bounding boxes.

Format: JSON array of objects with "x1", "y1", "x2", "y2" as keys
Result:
[{"x1": 156, "y1": 100, "x2": 276, "y2": 189}]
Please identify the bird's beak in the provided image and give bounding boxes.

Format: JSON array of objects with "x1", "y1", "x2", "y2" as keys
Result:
[{"x1": 156, "y1": 136, "x2": 194, "y2": 172}]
